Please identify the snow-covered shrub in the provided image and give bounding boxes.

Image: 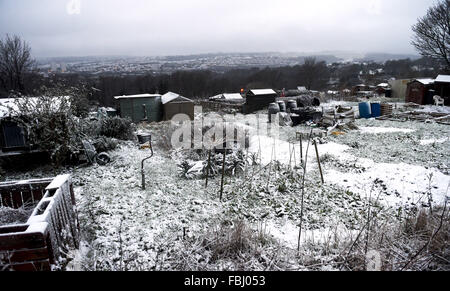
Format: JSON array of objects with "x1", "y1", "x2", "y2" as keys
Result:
[
  {"x1": 178, "y1": 150, "x2": 246, "y2": 179},
  {"x1": 99, "y1": 116, "x2": 135, "y2": 140},
  {"x1": 92, "y1": 136, "x2": 118, "y2": 153},
  {"x1": 5, "y1": 92, "x2": 83, "y2": 166}
]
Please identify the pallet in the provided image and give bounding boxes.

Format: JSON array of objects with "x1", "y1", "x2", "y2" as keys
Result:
[{"x1": 0, "y1": 175, "x2": 80, "y2": 271}]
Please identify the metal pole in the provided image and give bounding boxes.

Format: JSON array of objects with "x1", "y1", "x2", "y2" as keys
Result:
[
  {"x1": 314, "y1": 139, "x2": 324, "y2": 184},
  {"x1": 220, "y1": 150, "x2": 227, "y2": 201},
  {"x1": 141, "y1": 137, "x2": 154, "y2": 190},
  {"x1": 299, "y1": 133, "x2": 303, "y2": 162},
  {"x1": 205, "y1": 150, "x2": 211, "y2": 188}
]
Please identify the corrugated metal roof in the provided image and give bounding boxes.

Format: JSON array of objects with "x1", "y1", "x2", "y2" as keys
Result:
[
  {"x1": 435, "y1": 75, "x2": 450, "y2": 83},
  {"x1": 114, "y1": 93, "x2": 161, "y2": 100},
  {"x1": 249, "y1": 89, "x2": 277, "y2": 96}
]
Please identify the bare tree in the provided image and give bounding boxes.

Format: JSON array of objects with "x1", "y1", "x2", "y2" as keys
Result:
[
  {"x1": 0, "y1": 34, "x2": 35, "y2": 93},
  {"x1": 411, "y1": 0, "x2": 450, "y2": 70},
  {"x1": 298, "y1": 57, "x2": 329, "y2": 90}
]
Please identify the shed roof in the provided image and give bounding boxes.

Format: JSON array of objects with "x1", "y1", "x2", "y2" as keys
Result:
[
  {"x1": 162, "y1": 92, "x2": 192, "y2": 104},
  {"x1": 414, "y1": 78, "x2": 435, "y2": 85},
  {"x1": 114, "y1": 93, "x2": 161, "y2": 100},
  {"x1": 223, "y1": 93, "x2": 243, "y2": 100},
  {"x1": 249, "y1": 89, "x2": 277, "y2": 96},
  {"x1": 376, "y1": 83, "x2": 389, "y2": 87},
  {"x1": 435, "y1": 75, "x2": 450, "y2": 83}
]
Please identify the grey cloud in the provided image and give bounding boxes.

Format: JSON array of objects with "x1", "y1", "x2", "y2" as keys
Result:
[{"x1": 0, "y1": 0, "x2": 435, "y2": 57}]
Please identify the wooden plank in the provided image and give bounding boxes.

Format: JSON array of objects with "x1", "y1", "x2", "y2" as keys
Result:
[
  {"x1": 0, "y1": 224, "x2": 29, "y2": 234},
  {"x1": 0, "y1": 232, "x2": 46, "y2": 251},
  {"x1": 21, "y1": 190, "x2": 33, "y2": 206},
  {"x1": 7, "y1": 259, "x2": 51, "y2": 271},
  {"x1": 11, "y1": 190, "x2": 24, "y2": 208},
  {"x1": 0, "y1": 247, "x2": 49, "y2": 263},
  {"x1": 32, "y1": 189, "x2": 44, "y2": 202}
]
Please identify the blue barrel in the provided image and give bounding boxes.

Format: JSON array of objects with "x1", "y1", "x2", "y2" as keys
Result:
[
  {"x1": 359, "y1": 102, "x2": 372, "y2": 119},
  {"x1": 371, "y1": 103, "x2": 381, "y2": 118}
]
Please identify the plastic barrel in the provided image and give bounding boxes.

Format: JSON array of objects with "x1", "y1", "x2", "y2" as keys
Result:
[
  {"x1": 268, "y1": 103, "x2": 280, "y2": 122},
  {"x1": 137, "y1": 133, "x2": 152, "y2": 144},
  {"x1": 277, "y1": 101, "x2": 286, "y2": 112},
  {"x1": 287, "y1": 100, "x2": 297, "y2": 112},
  {"x1": 358, "y1": 102, "x2": 372, "y2": 119},
  {"x1": 371, "y1": 103, "x2": 381, "y2": 118}
]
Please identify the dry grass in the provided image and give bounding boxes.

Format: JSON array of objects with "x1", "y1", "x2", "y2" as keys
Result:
[
  {"x1": 336, "y1": 203, "x2": 450, "y2": 271},
  {"x1": 159, "y1": 220, "x2": 284, "y2": 271},
  {"x1": 0, "y1": 203, "x2": 36, "y2": 226}
]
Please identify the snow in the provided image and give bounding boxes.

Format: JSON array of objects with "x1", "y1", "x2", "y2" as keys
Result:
[
  {"x1": 0, "y1": 96, "x2": 71, "y2": 118},
  {"x1": 209, "y1": 93, "x2": 243, "y2": 101},
  {"x1": 162, "y1": 92, "x2": 181, "y2": 104},
  {"x1": 326, "y1": 163, "x2": 450, "y2": 207},
  {"x1": 435, "y1": 75, "x2": 450, "y2": 83},
  {"x1": 377, "y1": 83, "x2": 389, "y2": 87},
  {"x1": 420, "y1": 138, "x2": 449, "y2": 145},
  {"x1": 415, "y1": 78, "x2": 435, "y2": 85},
  {"x1": 249, "y1": 89, "x2": 277, "y2": 96},
  {"x1": 46, "y1": 174, "x2": 71, "y2": 190},
  {"x1": 26, "y1": 222, "x2": 49, "y2": 234},
  {"x1": 114, "y1": 93, "x2": 161, "y2": 100},
  {"x1": 3, "y1": 100, "x2": 449, "y2": 271},
  {"x1": 415, "y1": 105, "x2": 450, "y2": 114},
  {"x1": 222, "y1": 93, "x2": 244, "y2": 100},
  {"x1": 359, "y1": 127, "x2": 415, "y2": 134}
]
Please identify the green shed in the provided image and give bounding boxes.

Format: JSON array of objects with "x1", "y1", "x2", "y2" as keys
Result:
[{"x1": 114, "y1": 94, "x2": 162, "y2": 123}]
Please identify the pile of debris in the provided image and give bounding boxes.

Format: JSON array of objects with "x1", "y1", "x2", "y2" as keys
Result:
[
  {"x1": 319, "y1": 106, "x2": 356, "y2": 127},
  {"x1": 269, "y1": 97, "x2": 323, "y2": 127},
  {"x1": 377, "y1": 111, "x2": 450, "y2": 125}
]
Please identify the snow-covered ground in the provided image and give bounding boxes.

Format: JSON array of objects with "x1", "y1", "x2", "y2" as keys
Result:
[{"x1": 2, "y1": 100, "x2": 449, "y2": 271}]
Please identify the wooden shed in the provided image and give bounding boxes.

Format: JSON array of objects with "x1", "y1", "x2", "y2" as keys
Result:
[
  {"x1": 434, "y1": 75, "x2": 450, "y2": 105},
  {"x1": 406, "y1": 78, "x2": 435, "y2": 105},
  {"x1": 161, "y1": 92, "x2": 194, "y2": 121},
  {"x1": 244, "y1": 89, "x2": 278, "y2": 114},
  {"x1": 114, "y1": 94, "x2": 162, "y2": 123}
]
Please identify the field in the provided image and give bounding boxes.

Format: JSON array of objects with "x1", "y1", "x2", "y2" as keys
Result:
[{"x1": 3, "y1": 100, "x2": 450, "y2": 271}]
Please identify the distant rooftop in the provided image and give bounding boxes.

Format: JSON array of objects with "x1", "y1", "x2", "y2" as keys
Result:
[
  {"x1": 376, "y1": 83, "x2": 389, "y2": 87},
  {"x1": 114, "y1": 93, "x2": 161, "y2": 100}
]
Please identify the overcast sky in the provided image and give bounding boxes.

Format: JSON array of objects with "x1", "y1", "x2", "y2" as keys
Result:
[{"x1": 0, "y1": 0, "x2": 438, "y2": 58}]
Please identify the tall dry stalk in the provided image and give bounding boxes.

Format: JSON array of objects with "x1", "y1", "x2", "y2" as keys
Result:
[{"x1": 298, "y1": 128, "x2": 313, "y2": 253}]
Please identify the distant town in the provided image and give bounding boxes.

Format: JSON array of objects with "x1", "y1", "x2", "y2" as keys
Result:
[{"x1": 36, "y1": 52, "x2": 423, "y2": 76}]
